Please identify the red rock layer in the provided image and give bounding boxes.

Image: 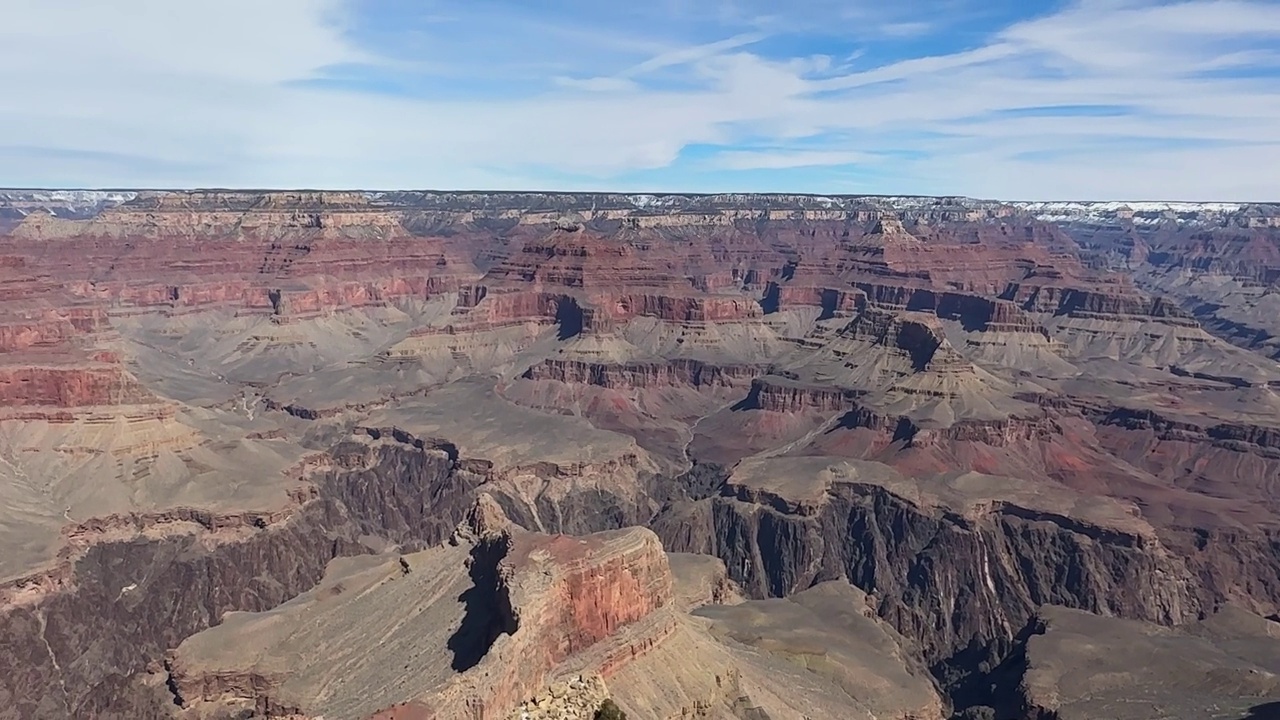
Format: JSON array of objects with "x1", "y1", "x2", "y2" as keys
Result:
[
  {"x1": 381, "y1": 527, "x2": 674, "y2": 720},
  {"x1": 2, "y1": 193, "x2": 482, "y2": 317},
  {"x1": 534, "y1": 532, "x2": 672, "y2": 662},
  {"x1": 484, "y1": 230, "x2": 672, "y2": 291},
  {"x1": 0, "y1": 307, "x2": 110, "y2": 353},
  {"x1": 0, "y1": 365, "x2": 154, "y2": 407},
  {"x1": 458, "y1": 224, "x2": 770, "y2": 322}
]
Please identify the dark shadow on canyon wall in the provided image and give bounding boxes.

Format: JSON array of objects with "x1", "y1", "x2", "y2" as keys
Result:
[
  {"x1": 555, "y1": 298, "x2": 585, "y2": 341},
  {"x1": 1241, "y1": 702, "x2": 1280, "y2": 720},
  {"x1": 448, "y1": 537, "x2": 518, "y2": 672}
]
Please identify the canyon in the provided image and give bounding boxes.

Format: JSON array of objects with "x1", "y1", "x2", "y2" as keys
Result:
[{"x1": 1, "y1": 190, "x2": 1280, "y2": 718}]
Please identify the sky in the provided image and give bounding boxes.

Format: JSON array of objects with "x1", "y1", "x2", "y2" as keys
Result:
[{"x1": 1, "y1": 0, "x2": 1279, "y2": 200}]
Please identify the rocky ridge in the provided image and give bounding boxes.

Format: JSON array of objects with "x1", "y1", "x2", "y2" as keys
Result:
[{"x1": 163, "y1": 494, "x2": 943, "y2": 720}]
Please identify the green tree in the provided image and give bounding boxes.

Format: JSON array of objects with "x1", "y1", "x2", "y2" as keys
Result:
[
  {"x1": 955, "y1": 706, "x2": 996, "y2": 720},
  {"x1": 595, "y1": 698, "x2": 627, "y2": 720}
]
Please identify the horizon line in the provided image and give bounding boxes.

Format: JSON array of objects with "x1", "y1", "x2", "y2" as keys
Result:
[{"x1": 1, "y1": 187, "x2": 1273, "y2": 205}]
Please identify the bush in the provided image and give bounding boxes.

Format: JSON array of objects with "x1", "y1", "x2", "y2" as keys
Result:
[{"x1": 594, "y1": 698, "x2": 627, "y2": 720}]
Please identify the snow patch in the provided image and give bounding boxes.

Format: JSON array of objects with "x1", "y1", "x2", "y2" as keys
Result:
[{"x1": 1013, "y1": 200, "x2": 1245, "y2": 226}]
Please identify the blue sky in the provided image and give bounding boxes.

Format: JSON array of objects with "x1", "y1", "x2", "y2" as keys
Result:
[{"x1": 1, "y1": 0, "x2": 1279, "y2": 199}]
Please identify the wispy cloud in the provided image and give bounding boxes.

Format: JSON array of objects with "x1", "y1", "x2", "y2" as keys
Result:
[
  {"x1": 626, "y1": 33, "x2": 767, "y2": 77},
  {"x1": 1, "y1": 0, "x2": 1278, "y2": 199},
  {"x1": 552, "y1": 76, "x2": 639, "y2": 93},
  {"x1": 877, "y1": 22, "x2": 935, "y2": 39},
  {"x1": 711, "y1": 149, "x2": 874, "y2": 170}
]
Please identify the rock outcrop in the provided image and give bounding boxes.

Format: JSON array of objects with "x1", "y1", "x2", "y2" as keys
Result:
[
  {"x1": 385, "y1": 525, "x2": 674, "y2": 719},
  {"x1": 504, "y1": 675, "x2": 609, "y2": 720},
  {"x1": 166, "y1": 501, "x2": 673, "y2": 720},
  {"x1": 165, "y1": 494, "x2": 945, "y2": 720}
]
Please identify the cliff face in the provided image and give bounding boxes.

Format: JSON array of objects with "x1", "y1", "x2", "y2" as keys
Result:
[
  {"x1": 2, "y1": 192, "x2": 481, "y2": 323},
  {"x1": 0, "y1": 307, "x2": 110, "y2": 352},
  {"x1": 742, "y1": 376, "x2": 854, "y2": 413},
  {"x1": 397, "y1": 527, "x2": 674, "y2": 719},
  {"x1": 318, "y1": 435, "x2": 485, "y2": 548},
  {"x1": 0, "y1": 425, "x2": 691, "y2": 719},
  {"x1": 654, "y1": 457, "x2": 1202, "y2": 671},
  {"x1": 0, "y1": 365, "x2": 155, "y2": 407},
  {"x1": 165, "y1": 496, "x2": 948, "y2": 720},
  {"x1": 0, "y1": 432, "x2": 485, "y2": 719},
  {"x1": 523, "y1": 358, "x2": 757, "y2": 390},
  {"x1": 0, "y1": 500, "x2": 360, "y2": 719}
]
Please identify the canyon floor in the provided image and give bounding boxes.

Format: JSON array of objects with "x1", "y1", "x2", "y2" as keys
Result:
[{"x1": 2, "y1": 190, "x2": 1280, "y2": 719}]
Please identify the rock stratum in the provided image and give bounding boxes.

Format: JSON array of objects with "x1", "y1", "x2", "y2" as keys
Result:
[{"x1": 1, "y1": 189, "x2": 1280, "y2": 719}]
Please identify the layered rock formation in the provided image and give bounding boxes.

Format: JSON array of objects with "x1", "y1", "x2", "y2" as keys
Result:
[
  {"x1": 653, "y1": 456, "x2": 1202, "y2": 666},
  {"x1": 168, "y1": 506, "x2": 673, "y2": 720},
  {"x1": 0, "y1": 189, "x2": 1279, "y2": 719},
  {"x1": 166, "y1": 497, "x2": 943, "y2": 720}
]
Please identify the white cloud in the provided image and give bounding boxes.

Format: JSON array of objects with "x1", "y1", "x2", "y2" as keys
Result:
[
  {"x1": 920, "y1": 142, "x2": 1280, "y2": 202},
  {"x1": 1, "y1": 0, "x2": 360, "y2": 83},
  {"x1": 0, "y1": 0, "x2": 1278, "y2": 199},
  {"x1": 0, "y1": 0, "x2": 359, "y2": 179},
  {"x1": 1001, "y1": 0, "x2": 1280, "y2": 74},
  {"x1": 626, "y1": 33, "x2": 767, "y2": 76},
  {"x1": 711, "y1": 149, "x2": 873, "y2": 170},
  {"x1": 812, "y1": 44, "x2": 1021, "y2": 91}
]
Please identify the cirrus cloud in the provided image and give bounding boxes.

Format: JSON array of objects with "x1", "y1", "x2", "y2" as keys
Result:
[{"x1": 0, "y1": 0, "x2": 1277, "y2": 200}]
